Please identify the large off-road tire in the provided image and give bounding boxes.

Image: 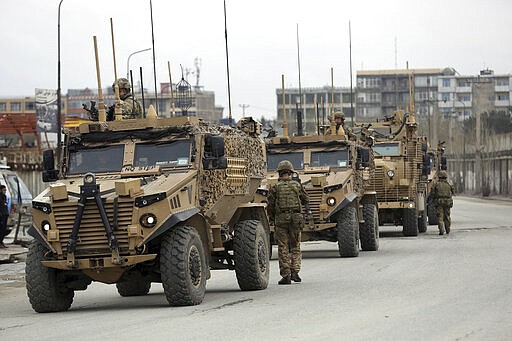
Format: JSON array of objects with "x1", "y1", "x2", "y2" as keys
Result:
[
  {"x1": 360, "y1": 204, "x2": 379, "y2": 251},
  {"x1": 403, "y1": 208, "x2": 419, "y2": 236},
  {"x1": 233, "y1": 220, "x2": 270, "y2": 291},
  {"x1": 26, "y1": 241, "x2": 74, "y2": 313},
  {"x1": 116, "y1": 280, "x2": 151, "y2": 297},
  {"x1": 427, "y1": 198, "x2": 438, "y2": 225},
  {"x1": 160, "y1": 225, "x2": 206, "y2": 306},
  {"x1": 337, "y1": 204, "x2": 359, "y2": 257}
]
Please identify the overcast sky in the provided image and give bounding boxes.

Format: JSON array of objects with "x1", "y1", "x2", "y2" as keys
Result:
[{"x1": 1, "y1": 0, "x2": 511, "y2": 120}]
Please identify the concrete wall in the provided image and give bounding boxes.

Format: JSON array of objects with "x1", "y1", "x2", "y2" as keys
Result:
[{"x1": 447, "y1": 132, "x2": 512, "y2": 196}]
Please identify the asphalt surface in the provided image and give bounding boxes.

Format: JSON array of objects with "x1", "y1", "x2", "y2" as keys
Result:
[{"x1": 1, "y1": 196, "x2": 511, "y2": 340}]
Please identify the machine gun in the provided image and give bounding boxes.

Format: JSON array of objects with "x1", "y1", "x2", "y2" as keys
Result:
[{"x1": 82, "y1": 101, "x2": 115, "y2": 121}]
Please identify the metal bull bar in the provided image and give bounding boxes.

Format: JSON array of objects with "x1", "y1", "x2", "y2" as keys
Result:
[{"x1": 67, "y1": 173, "x2": 121, "y2": 267}]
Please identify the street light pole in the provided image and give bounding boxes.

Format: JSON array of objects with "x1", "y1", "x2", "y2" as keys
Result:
[
  {"x1": 455, "y1": 99, "x2": 467, "y2": 193},
  {"x1": 126, "y1": 48, "x2": 151, "y2": 79}
]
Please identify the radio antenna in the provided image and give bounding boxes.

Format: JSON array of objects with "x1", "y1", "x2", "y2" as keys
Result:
[
  {"x1": 149, "y1": 0, "x2": 158, "y2": 114},
  {"x1": 223, "y1": 0, "x2": 233, "y2": 126},
  {"x1": 110, "y1": 18, "x2": 122, "y2": 120}
]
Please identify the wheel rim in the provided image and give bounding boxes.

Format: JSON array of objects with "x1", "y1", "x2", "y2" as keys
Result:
[
  {"x1": 188, "y1": 245, "x2": 202, "y2": 288},
  {"x1": 257, "y1": 238, "x2": 267, "y2": 273}
]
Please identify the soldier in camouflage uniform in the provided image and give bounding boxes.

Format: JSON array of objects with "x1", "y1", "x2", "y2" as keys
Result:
[
  {"x1": 327, "y1": 111, "x2": 356, "y2": 140},
  {"x1": 267, "y1": 160, "x2": 310, "y2": 285},
  {"x1": 112, "y1": 78, "x2": 142, "y2": 119},
  {"x1": 431, "y1": 170, "x2": 454, "y2": 235}
]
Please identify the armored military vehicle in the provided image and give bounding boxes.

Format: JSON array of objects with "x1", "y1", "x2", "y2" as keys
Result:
[
  {"x1": 356, "y1": 110, "x2": 429, "y2": 236},
  {"x1": 256, "y1": 133, "x2": 378, "y2": 257},
  {"x1": 26, "y1": 115, "x2": 270, "y2": 312}
]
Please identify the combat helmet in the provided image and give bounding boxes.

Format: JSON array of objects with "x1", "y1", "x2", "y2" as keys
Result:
[
  {"x1": 438, "y1": 170, "x2": 447, "y2": 179},
  {"x1": 334, "y1": 111, "x2": 345, "y2": 120},
  {"x1": 277, "y1": 160, "x2": 294, "y2": 173},
  {"x1": 112, "y1": 78, "x2": 131, "y2": 92}
]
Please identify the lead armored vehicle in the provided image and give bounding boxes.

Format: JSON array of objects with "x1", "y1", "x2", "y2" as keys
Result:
[
  {"x1": 27, "y1": 115, "x2": 270, "y2": 312},
  {"x1": 256, "y1": 133, "x2": 378, "y2": 258}
]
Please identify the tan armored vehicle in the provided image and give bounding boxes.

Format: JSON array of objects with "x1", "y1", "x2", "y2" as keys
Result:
[
  {"x1": 256, "y1": 133, "x2": 378, "y2": 257},
  {"x1": 27, "y1": 115, "x2": 270, "y2": 312},
  {"x1": 356, "y1": 110, "x2": 429, "y2": 236}
]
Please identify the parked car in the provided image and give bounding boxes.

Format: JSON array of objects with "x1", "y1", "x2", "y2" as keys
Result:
[{"x1": 0, "y1": 164, "x2": 33, "y2": 236}]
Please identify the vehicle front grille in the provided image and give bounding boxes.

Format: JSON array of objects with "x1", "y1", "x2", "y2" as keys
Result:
[
  {"x1": 371, "y1": 165, "x2": 410, "y2": 202},
  {"x1": 304, "y1": 188, "x2": 323, "y2": 220},
  {"x1": 52, "y1": 199, "x2": 134, "y2": 257}
]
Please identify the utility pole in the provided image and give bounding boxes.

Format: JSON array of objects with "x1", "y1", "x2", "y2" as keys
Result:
[{"x1": 239, "y1": 103, "x2": 249, "y2": 117}]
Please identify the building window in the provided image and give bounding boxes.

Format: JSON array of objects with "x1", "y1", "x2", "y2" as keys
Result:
[
  {"x1": 10, "y1": 102, "x2": 21, "y2": 111},
  {"x1": 496, "y1": 78, "x2": 509, "y2": 86},
  {"x1": 441, "y1": 93, "x2": 450, "y2": 102},
  {"x1": 497, "y1": 93, "x2": 509, "y2": 101},
  {"x1": 25, "y1": 102, "x2": 35, "y2": 110},
  {"x1": 457, "y1": 79, "x2": 471, "y2": 87},
  {"x1": 0, "y1": 102, "x2": 6, "y2": 111},
  {"x1": 442, "y1": 78, "x2": 451, "y2": 87}
]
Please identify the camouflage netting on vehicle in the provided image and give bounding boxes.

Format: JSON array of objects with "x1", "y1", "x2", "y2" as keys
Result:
[{"x1": 196, "y1": 122, "x2": 266, "y2": 209}]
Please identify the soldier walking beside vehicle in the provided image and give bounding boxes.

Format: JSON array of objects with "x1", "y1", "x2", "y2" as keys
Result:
[
  {"x1": 431, "y1": 170, "x2": 454, "y2": 235},
  {"x1": 0, "y1": 185, "x2": 8, "y2": 248},
  {"x1": 267, "y1": 161, "x2": 310, "y2": 285}
]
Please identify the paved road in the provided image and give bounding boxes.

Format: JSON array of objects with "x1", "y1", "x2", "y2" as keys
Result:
[{"x1": 1, "y1": 196, "x2": 511, "y2": 340}]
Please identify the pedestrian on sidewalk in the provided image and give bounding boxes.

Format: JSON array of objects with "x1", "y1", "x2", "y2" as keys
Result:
[{"x1": 0, "y1": 185, "x2": 8, "y2": 248}]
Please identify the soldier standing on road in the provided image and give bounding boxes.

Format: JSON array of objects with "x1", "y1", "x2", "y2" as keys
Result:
[
  {"x1": 0, "y1": 185, "x2": 8, "y2": 248},
  {"x1": 112, "y1": 78, "x2": 142, "y2": 119},
  {"x1": 267, "y1": 160, "x2": 310, "y2": 285},
  {"x1": 431, "y1": 170, "x2": 454, "y2": 235}
]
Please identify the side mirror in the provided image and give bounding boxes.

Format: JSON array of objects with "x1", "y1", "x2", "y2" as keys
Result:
[
  {"x1": 357, "y1": 147, "x2": 370, "y2": 168},
  {"x1": 203, "y1": 135, "x2": 228, "y2": 170},
  {"x1": 42, "y1": 149, "x2": 59, "y2": 182},
  {"x1": 441, "y1": 156, "x2": 447, "y2": 170}
]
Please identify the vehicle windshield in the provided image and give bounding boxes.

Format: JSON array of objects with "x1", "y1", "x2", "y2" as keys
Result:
[
  {"x1": 311, "y1": 150, "x2": 349, "y2": 167},
  {"x1": 373, "y1": 142, "x2": 400, "y2": 155},
  {"x1": 6, "y1": 174, "x2": 32, "y2": 201},
  {"x1": 267, "y1": 152, "x2": 304, "y2": 171},
  {"x1": 134, "y1": 139, "x2": 191, "y2": 168},
  {"x1": 68, "y1": 145, "x2": 125, "y2": 174}
]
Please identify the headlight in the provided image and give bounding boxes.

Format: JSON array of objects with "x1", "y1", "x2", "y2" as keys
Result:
[
  {"x1": 84, "y1": 173, "x2": 95, "y2": 184},
  {"x1": 408, "y1": 203, "x2": 414, "y2": 208},
  {"x1": 41, "y1": 220, "x2": 51, "y2": 231},
  {"x1": 387, "y1": 170, "x2": 395, "y2": 178},
  {"x1": 327, "y1": 197, "x2": 337, "y2": 206},
  {"x1": 140, "y1": 213, "x2": 157, "y2": 228}
]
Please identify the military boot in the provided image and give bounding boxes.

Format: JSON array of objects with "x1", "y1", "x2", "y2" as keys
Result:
[
  {"x1": 446, "y1": 226, "x2": 450, "y2": 234},
  {"x1": 291, "y1": 272, "x2": 302, "y2": 283},
  {"x1": 278, "y1": 275, "x2": 291, "y2": 285}
]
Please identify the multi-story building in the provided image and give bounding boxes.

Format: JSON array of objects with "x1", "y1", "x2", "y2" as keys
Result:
[
  {"x1": 437, "y1": 68, "x2": 511, "y2": 120},
  {"x1": 356, "y1": 68, "x2": 444, "y2": 120},
  {"x1": 275, "y1": 86, "x2": 355, "y2": 135}
]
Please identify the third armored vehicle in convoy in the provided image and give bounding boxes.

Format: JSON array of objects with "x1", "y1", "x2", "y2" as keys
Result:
[
  {"x1": 356, "y1": 110, "x2": 430, "y2": 236},
  {"x1": 256, "y1": 132, "x2": 378, "y2": 257},
  {"x1": 26, "y1": 115, "x2": 270, "y2": 312}
]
